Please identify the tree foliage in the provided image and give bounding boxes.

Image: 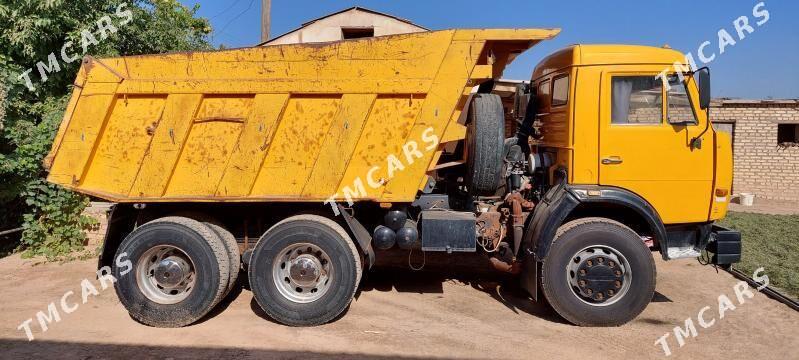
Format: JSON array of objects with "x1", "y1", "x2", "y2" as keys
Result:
[{"x1": 0, "y1": 0, "x2": 212, "y2": 259}]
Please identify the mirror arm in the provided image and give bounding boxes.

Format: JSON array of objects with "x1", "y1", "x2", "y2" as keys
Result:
[
  {"x1": 690, "y1": 66, "x2": 711, "y2": 149},
  {"x1": 691, "y1": 107, "x2": 711, "y2": 149}
]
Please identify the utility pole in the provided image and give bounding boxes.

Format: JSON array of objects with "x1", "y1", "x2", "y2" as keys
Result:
[{"x1": 261, "y1": 0, "x2": 271, "y2": 43}]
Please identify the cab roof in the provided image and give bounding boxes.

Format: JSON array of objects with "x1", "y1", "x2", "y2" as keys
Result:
[{"x1": 532, "y1": 44, "x2": 686, "y2": 80}]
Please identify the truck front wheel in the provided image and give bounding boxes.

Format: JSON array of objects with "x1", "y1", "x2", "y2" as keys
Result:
[
  {"x1": 540, "y1": 218, "x2": 656, "y2": 326},
  {"x1": 248, "y1": 215, "x2": 362, "y2": 326}
]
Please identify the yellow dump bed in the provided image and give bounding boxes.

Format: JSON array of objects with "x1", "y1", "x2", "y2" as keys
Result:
[{"x1": 45, "y1": 29, "x2": 558, "y2": 203}]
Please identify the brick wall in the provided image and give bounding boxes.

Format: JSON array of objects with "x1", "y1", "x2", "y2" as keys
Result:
[
  {"x1": 710, "y1": 99, "x2": 799, "y2": 202},
  {"x1": 83, "y1": 202, "x2": 112, "y2": 248}
]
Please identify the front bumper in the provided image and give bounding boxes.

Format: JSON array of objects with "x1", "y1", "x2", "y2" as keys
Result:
[{"x1": 706, "y1": 225, "x2": 742, "y2": 266}]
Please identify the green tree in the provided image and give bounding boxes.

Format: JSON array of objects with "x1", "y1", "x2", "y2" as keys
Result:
[{"x1": 0, "y1": 0, "x2": 212, "y2": 259}]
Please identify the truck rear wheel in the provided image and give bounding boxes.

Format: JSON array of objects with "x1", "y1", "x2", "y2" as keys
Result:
[
  {"x1": 112, "y1": 217, "x2": 230, "y2": 327},
  {"x1": 466, "y1": 93, "x2": 505, "y2": 195},
  {"x1": 248, "y1": 215, "x2": 361, "y2": 326},
  {"x1": 204, "y1": 222, "x2": 241, "y2": 297},
  {"x1": 540, "y1": 218, "x2": 656, "y2": 326},
  {"x1": 163, "y1": 212, "x2": 241, "y2": 296}
]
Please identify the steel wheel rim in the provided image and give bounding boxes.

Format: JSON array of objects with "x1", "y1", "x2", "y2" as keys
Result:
[
  {"x1": 272, "y1": 243, "x2": 333, "y2": 304},
  {"x1": 136, "y1": 245, "x2": 197, "y2": 305},
  {"x1": 566, "y1": 245, "x2": 632, "y2": 307}
]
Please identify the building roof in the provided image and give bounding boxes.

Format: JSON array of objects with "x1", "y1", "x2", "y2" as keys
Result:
[
  {"x1": 712, "y1": 98, "x2": 799, "y2": 105},
  {"x1": 259, "y1": 6, "x2": 429, "y2": 46},
  {"x1": 300, "y1": 6, "x2": 427, "y2": 29}
]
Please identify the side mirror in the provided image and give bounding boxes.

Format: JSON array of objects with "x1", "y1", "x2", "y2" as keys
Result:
[{"x1": 696, "y1": 68, "x2": 711, "y2": 110}]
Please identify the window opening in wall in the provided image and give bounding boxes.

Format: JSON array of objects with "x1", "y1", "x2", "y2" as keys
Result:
[
  {"x1": 777, "y1": 124, "x2": 799, "y2": 147},
  {"x1": 342, "y1": 27, "x2": 374, "y2": 40}
]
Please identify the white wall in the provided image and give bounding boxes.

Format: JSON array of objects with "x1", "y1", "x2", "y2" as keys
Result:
[{"x1": 266, "y1": 9, "x2": 426, "y2": 45}]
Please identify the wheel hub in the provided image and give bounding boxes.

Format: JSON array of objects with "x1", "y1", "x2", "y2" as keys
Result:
[
  {"x1": 272, "y1": 243, "x2": 333, "y2": 304},
  {"x1": 574, "y1": 254, "x2": 623, "y2": 301},
  {"x1": 289, "y1": 255, "x2": 322, "y2": 287},
  {"x1": 153, "y1": 256, "x2": 190, "y2": 288},
  {"x1": 136, "y1": 245, "x2": 196, "y2": 305},
  {"x1": 567, "y1": 246, "x2": 630, "y2": 306}
]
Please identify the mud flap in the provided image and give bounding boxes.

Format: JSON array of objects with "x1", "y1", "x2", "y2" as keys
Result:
[
  {"x1": 520, "y1": 252, "x2": 538, "y2": 301},
  {"x1": 337, "y1": 204, "x2": 376, "y2": 269}
]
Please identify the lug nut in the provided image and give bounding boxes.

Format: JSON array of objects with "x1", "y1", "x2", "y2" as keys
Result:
[
  {"x1": 609, "y1": 261, "x2": 615, "y2": 268},
  {"x1": 578, "y1": 280, "x2": 586, "y2": 287},
  {"x1": 597, "y1": 257, "x2": 604, "y2": 264},
  {"x1": 579, "y1": 269, "x2": 586, "y2": 275},
  {"x1": 586, "y1": 260, "x2": 593, "y2": 267},
  {"x1": 586, "y1": 289, "x2": 593, "y2": 295},
  {"x1": 614, "y1": 270, "x2": 621, "y2": 276},
  {"x1": 608, "y1": 290, "x2": 615, "y2": 296},
  {"x1": 614, "y1": 280, "x2": 621, "y2": 289},
  {"x1": 596, "y1": 293, "x2": 604, "y2": 300}
]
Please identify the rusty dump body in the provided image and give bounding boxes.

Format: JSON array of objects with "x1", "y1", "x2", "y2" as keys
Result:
[{"x1": 44, "y1": 29, "x2": 559, "y2": 203}]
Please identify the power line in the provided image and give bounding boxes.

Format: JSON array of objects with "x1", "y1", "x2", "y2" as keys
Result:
[
  {"x1": 213, "y1": 0, "x2": 256, "y2": 42},
  {"x1": 209, "y1": 0, "x2": 245, "y2": 20}
]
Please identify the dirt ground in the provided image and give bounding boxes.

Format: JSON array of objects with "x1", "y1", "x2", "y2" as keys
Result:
[
  {"x1": 728, "y1": 198, "x2": 799, "y2": 215},
  {"x1": 0, "y1": 252, "x2": 796, "y2": 360}
]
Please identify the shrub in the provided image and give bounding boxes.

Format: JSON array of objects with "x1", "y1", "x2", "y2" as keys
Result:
[{"x1": 0, "y1": 0, "x2": 211, "y2": 260}]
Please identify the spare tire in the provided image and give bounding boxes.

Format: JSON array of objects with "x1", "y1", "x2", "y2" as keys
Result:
[{"x1": 466, "y1": 94, "x2": 506, "y2": 195}]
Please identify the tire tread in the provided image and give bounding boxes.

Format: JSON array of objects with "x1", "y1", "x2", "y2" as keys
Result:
[
  {"x1": 204, "y1": 222, "x2": 241, "y2": 297},
  {"x1": 467, "y1": 94, "x2": 505, "y2": 195}
]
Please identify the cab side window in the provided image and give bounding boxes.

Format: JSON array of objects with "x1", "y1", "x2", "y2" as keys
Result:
[
  {"x1": 667, "y1": 75, "x2": 698, "y2": 125},
  {"x1": 611, "y1": 76, "x2": 662, "y2": 124},
  {"x1": 537, "y1": 79, "x2": 551, "y2": 109},
  {"x1": 552, "y1": 75, "x2": 569, "y2": 107}
]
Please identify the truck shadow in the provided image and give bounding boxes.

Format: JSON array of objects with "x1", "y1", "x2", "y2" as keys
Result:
[
  {"x1": 207, "y1": 254, "x2": 672, "y2": 327},
  {"x1": 194, "y1": 271, "x2": 245, "y2": 325},
  {"x1": 0, "y1": 339, "x2": 450, "y2": 359},
  {"x1": 356, "y1": 267, "x2": 569, "y2": 325}
]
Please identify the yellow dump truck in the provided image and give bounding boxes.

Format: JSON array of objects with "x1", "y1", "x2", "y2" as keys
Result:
[{"x1": 46, "y1": 28, "x2": 742, "y2": 327}]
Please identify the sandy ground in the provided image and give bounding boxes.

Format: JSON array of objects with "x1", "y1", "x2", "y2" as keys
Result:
[
  {"x1": 728, "y1": 198, "x2": 799, "y2": 215},
  {"x1": 0, "y1": 252, "x2": 796, "y2": 360}
]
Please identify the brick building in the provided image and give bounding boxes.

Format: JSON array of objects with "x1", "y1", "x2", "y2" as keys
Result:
[{"x1": 710, "y1": 99, "x2": 799, "y2": 202}]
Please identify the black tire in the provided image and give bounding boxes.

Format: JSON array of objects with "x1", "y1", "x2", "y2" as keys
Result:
[
  {"x1": 112, "y1": 217, "x2": 230, "y2": 327},
  {"x1": 249, "y1": 215, "x2": 361, "y2": 326},
  {"x1": 466, "y1": 93, "x2": 505, "y2": 195},
  {"x1": 204, "y1": 223, "x2": 241, "y2": 297},
  {"x1": 540, "y1": 218, "x2": 656, "y2": 327}
]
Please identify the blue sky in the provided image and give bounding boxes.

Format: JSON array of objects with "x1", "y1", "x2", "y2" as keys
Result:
[{"x1": 179, "y1": 0, "x2": 798, "y2": 99}]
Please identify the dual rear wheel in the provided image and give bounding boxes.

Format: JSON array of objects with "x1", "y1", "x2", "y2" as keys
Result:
[
  {"x1": 249, "y1": 215, "x2": 361, "y2": 326},
  {"x1": 113, "y1": 217, "x2": 235, "y2": 327}
]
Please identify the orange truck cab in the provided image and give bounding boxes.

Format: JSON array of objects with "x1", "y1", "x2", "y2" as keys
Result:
[{"x1": 512, "y1": 45, "x2": 742, "y2": 323}]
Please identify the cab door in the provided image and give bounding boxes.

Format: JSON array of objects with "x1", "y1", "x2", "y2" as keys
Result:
[{"x1": 598, "y1": 69, "x2": 714, "y2": 224}]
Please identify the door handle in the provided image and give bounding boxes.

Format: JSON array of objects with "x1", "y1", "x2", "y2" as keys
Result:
[{"x1": 601, "y1": 156, "x2": 623, "y2": 165}]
